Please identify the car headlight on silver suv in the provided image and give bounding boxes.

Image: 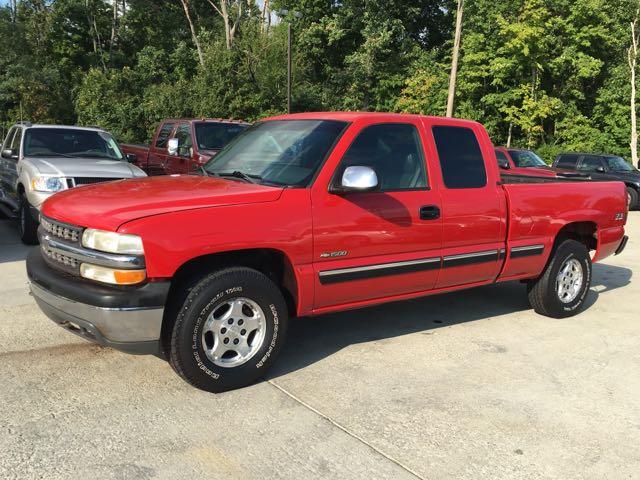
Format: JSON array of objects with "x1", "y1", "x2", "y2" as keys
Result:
[
  {"x1": 31, "y1": 176, "x2": 65, "y2": 192},
  {"x1": 81, "y1": 229, "x2": 144, "y2": 255}
]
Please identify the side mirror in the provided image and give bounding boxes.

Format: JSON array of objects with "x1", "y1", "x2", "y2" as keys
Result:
[
  {"x1": 596, "y1": 166, "x2": 605, "y2": 173},
  {"x1": 497, "y1": 157, "x2": 510, "y2": 169},
  {"x1": 332, "y1": 166, "x2": 379, "y2": 193},
  {"x1": 167, "y1": 138, "x2": 179, "y2": 156},
  {"x1": 125, "y1": 153, "x2": 137, "y2": 163},
  {"x1": 1, "y1": 148, "x2": 17, "y2": 160}
]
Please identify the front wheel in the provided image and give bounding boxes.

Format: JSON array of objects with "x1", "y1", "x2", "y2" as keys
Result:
[
  {"x1": 169, "y1": 267, "x2": 289, "y2": 393},
  {"x1": 18, "y1": 194, "x2": 39, "y2": 245},
  {"x1": 527, "y1": 239, "x2": 592, "y2": 318}
]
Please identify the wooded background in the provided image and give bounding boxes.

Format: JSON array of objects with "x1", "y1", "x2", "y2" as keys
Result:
[{"x1": 2, "y1": 0, "x2": 640, "y2": 163}]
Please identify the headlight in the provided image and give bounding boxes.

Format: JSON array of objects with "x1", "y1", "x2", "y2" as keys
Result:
[
  {"x1": 82, "y1": 229, "x2": 144, "y2": 254},
  {"x1": 31, "y1": 176, "x2": 65, "y2": 192},
  {"x1": 80, "y1": 264, "x2": 146, "y2": 285}
]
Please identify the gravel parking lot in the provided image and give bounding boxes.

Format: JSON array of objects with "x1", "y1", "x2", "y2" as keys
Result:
[{"x1": 1, "y1": 214, "x2": 639, "y2": 480}]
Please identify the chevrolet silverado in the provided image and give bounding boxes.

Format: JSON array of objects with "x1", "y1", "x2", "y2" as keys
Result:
[{"x1": 27, "y1": 113, "x2": 629, "y2": 392}]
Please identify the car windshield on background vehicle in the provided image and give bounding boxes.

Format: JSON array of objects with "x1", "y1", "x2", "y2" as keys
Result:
[
  {"x1": 605, "y1": 156, "x2": 635, "y2": 172},
  {"x1": 509, "y1": 149, "x2": 547, "y2": 167},
  {"x1": 23, "y1": 128, "x2": 124, "y2": 160},
  {"x1": 204, "y1": 120, "x2": 348, "y2": 187},
  {"x1": 194, "y1": 122, "x2": 249, "y2": 150}
]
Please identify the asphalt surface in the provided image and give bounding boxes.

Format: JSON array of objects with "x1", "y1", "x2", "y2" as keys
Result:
[{"x1": 0, "y1": 214, "x2": 639, "y2": 479}]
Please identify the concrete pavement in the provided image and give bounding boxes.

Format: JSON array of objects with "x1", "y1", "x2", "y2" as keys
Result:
[{"x1": 0, "y1": 215, "x2": 638, "y2": 479}]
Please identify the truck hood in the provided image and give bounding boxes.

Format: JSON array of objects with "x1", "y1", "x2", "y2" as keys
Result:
[
  {"x1": 41, "y1": 175, "x2": 285, "y2": 231},
  {"x1": 27, "y1": 156, "x2": 144, "y2": 178}
]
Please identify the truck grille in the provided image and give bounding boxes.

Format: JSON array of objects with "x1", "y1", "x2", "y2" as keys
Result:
[
  {"x1": 40, "y1": 216, "x2": 82, "y2": 243},
  {"x1": 70, "y1": 177, "x2": 124, "y2": 186},
  {"x1": 41, "y1": 244, "x2": 79, "y2": 272},
  {"x1": 39, "y1": 216, "x2": 84, "y2": 275}
]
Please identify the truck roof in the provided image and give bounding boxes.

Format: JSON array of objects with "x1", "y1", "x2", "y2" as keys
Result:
[
  {"x1": 159, "y1": 118, "x2": 251, "y2": 125},
  {"x1": 14, "y1": 123, "x2": 107, "y2": 132},
  {"x1": 264, "y1": 111, "x2": 483, "y2": 127}
]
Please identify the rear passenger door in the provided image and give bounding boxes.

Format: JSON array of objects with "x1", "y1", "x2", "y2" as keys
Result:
[
  {"x1": 312, "y1": 120, "x2": 443, "y2": 309},
  {"x1": 148, "y1": 122, "x2": 175, "y2": 176},
  {"x1": 428, "y1": 122, "x2": 506, "y2": 289}
]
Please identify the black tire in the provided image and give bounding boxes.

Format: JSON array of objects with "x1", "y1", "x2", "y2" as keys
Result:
[
  {"x1": 18, "y1": 194, "x2": 39, "y2": 245},
  {"x1": 626, "y1": 187, "x2": 638, "y2": 211},
  {"x1": 169, "y1": 267, "x2": 289, "y2": 393},
  {"x1": 527, "y1": 239, "x2": 592, "y2": 318}
]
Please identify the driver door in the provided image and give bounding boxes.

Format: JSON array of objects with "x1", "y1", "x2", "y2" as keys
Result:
[
  {"x1": 165, "y1": 123, "x2": 193, "y2": 174},
  {"x1": 311, "y1": 120, "x2": 443, "y2": 310}
]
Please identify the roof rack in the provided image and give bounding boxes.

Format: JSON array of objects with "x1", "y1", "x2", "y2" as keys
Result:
[{"x1": 16, "y1": 121, "x2": 32, "y2": 127}]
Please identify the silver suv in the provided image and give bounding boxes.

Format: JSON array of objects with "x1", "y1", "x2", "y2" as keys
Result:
[{"x1": 0, "y1": 123, "x2": 146, "y2": 244}]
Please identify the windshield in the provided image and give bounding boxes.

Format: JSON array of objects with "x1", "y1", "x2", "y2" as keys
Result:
[
  {"x1": 195, "y1": 122, "x2": 249, "y2": 150},
  {"x1": 509, "y1": 150, "x2": 547, "y2": 167},
  {"x1": 23, "y1": 128, "x2": 123, "y2": 160},
  {"x1": 204, "y1": 120, "x2": 348, "y2": 187},
  {"x1": 605, "y1": 156, "x2": 634, "y2": 172}
]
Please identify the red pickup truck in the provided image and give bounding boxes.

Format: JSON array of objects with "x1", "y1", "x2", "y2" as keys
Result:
[
  {"x1": 28, "y1": 112, "x2": 628, "y2": 393},
  {"x1": 121, "y1": 118, "x2": 249, "y2": 175}
]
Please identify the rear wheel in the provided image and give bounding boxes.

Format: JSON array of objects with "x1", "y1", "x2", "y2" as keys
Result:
[
  {"x1": 527, "y1": 240, "x2": 592, "y2": 318},
  {"x1": 169, "y1": 267, "x2": 289, "y2": 393},
  {"x1": 626, "y1": 187, "x2": 638, "y2": 210},
  {"x1": 18, "y1": 194, "x2": 38, "y2": 245}
]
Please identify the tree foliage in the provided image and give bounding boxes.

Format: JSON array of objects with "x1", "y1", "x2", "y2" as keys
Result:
[{"x1": 0, "y1": 0, "x2": 639, "y2": 162}]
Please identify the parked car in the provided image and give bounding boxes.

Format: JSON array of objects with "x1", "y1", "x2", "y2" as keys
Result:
[
  {"x1": 0, "y1": 122, "x2": 146, "y2": 244},
  {"x1": 553, "y1": 153, "x2": 640, "y2": 209},
  {"x1": 27, "y1": 112, "x2": 628, "y2": 393},
  {"x1": 121, "y1": 119, "x2": 250, "y2": 176},
  {"x1": 495, "y1": 147, "x2": 557, "y2": 177}
]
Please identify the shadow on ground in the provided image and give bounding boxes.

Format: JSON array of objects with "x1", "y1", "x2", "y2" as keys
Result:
[
  {"x1": 269, "y1": 263, "x2": 632, "y2": 379},
  {"x1": 0, "y1": 220, "x2": 32, "y2": 264}
]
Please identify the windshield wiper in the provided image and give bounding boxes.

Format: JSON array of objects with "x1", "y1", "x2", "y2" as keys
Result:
[
  {"x1": 30, "y1": 152, "x2": 75, "y2": 158},
  {"x1": 217, "y1": 171, "x2": 261, "y2": 184}
]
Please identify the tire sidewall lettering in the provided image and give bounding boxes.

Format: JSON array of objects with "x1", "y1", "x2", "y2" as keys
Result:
[{"x1": 188, "y1": 285, "x2": 279, "y2": 379}]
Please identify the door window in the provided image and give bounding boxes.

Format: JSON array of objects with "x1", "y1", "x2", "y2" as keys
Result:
[
  {"x1": 174, "y1": 124, "x2": 193, "y2": 157},
  {"x1": 578, "y1": 156, "x2": 604, "y2": 172},
  {"x1": 337, "y1": 123, "x2": 427, "y2": 191},
  {"x1": 495, "y1": 150, "x2": 509, "y2": 168},
  {"x1": 10, "y1": 128, "x2": 22, "y2": 151},
  {"x1": 433, "y1": 126, "x2": 487, "y2": 189},
  {"x1": 155, "y1": 122, "x2": 175, "y2": 149},
  {"x1": 3, "y1": 127, "x2": 17, "y2": 151}
]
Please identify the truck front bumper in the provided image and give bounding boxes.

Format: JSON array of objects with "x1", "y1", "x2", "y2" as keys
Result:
[{"x1": 27, "y1": 249, "x2": 169, "y2": 356}]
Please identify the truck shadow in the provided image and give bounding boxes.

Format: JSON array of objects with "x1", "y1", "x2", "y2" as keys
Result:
[
  {"x1": 268, "y1": 263, "x2": 632, "y2": 380},
  {"x1": 0, "y1": 219, "x2": 33, "y2": 264}
]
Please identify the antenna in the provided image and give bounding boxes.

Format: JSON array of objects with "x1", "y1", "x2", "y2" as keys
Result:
[{"x1": 19, "y1": 101, "x2": 23, "y2": 124}]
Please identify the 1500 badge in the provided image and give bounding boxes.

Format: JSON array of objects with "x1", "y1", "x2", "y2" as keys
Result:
[{"x1": 320, "y1": 250, "x2": 348, "y2": 258}]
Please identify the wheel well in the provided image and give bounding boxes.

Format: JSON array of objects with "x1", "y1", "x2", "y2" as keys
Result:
[
  {"x1": 17, "y1": 183, "x2": 25, "y2": 195},
  {"x1": 160, "y1": 249, "x2": 298, "y2": 356},
  {"x1": 553, "y1": 221, "x2": 597, "y2": 253}
]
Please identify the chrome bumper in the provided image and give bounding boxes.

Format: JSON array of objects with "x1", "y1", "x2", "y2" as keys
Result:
[{"x1": 30, "y1": 281, "x2": 163, "y2": 355}]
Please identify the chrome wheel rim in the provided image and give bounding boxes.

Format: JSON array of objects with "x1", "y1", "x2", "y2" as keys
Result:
[
  {"x1": 201, "y1": 297, "x2": 266, "y2": 368},
  {"x1": 556, "y1": 258, "x2": 583, "y2": 304}
]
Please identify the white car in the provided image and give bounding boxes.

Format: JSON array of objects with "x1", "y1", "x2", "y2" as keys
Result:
[{"x1": 0, "y1": 123, "x2": 146, "y2": 244}]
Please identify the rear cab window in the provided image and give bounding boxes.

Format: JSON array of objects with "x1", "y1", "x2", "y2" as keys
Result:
[
  {"x1": 555, "y1": 154, "x2": 580, "y2": 169},
  {"x1": 432, "y1": 126, "x2": 487, "y2": 189}
]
